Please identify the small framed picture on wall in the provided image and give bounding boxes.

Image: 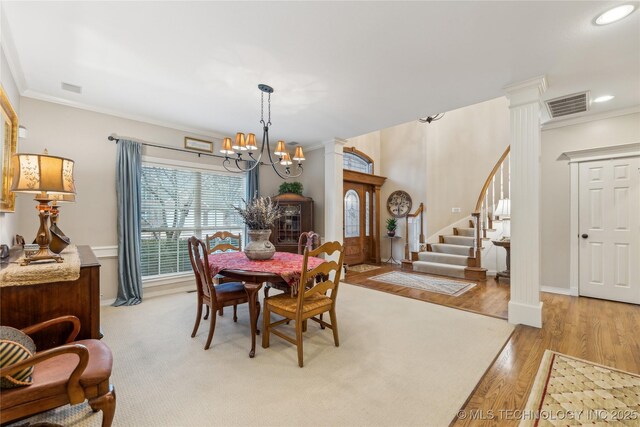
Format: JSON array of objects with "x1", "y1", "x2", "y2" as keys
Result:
[{"x1": 184, "y1": 137, "x2": 213, "y2": 153}]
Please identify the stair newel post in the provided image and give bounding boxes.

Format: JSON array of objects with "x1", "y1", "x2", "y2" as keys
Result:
[
  {"x1": 472, "y1": 211, "x2": 482, "y2": 267},
  {"x1": 404, "y1": 214, "x2": 410, "y2": 261}
]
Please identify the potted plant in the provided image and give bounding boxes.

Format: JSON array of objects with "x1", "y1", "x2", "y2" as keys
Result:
[
  {"x1": 386, "y1": 218, "x2": 398, "y2": 237},
  {"x1": 278, "y1": 181, "x2": 304, "y2": 196},
  {"x1": 233, "y1": 197, "x2": 281, "y2": 260}
]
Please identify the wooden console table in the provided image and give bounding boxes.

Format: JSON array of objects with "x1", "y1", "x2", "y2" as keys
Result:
[
  {"x1": 492, "y1": 239, "x2": 510, "y2": 282},
  {"x1": 1, "y1": 245, "x2": 101, "y2": 350}
]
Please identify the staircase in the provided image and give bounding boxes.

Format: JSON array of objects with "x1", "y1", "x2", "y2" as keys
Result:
[
  {"x1": 402, "y1": 145, "x2": 511, "y2": 282},
  {"x1": 412, "y1": 225, "x2": 487, "y2": 281}
]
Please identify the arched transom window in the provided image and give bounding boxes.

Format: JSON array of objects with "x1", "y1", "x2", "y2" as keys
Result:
[{"x1": 343, "y1": 147, "x2": 374, "y2": 174}]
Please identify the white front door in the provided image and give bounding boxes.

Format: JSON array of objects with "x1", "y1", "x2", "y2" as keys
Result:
[{"x1": 579, "y1": 157, "x2": 640, "y2": 304}]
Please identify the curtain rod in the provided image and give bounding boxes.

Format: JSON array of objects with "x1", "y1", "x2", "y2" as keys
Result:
[{"x1": 107, "y1": 134, "x2": 264, "y2": 163}]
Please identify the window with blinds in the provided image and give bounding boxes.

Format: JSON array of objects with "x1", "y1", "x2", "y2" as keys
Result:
[{"x1": 140, "y1": 163, "x2": 245, "y2": 278}]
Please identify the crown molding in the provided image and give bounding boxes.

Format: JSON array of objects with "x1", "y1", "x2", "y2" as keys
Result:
[
  {"x1": 21, "y1": 89, "x2": 228, "y2": 139},
  {"x1": 541, "y1": 106, "x2": 640, "y2": 131}
]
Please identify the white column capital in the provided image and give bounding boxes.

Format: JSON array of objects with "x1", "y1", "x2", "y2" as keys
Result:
[
  {"x1": 504, "y1": 76, "x2": 548, "y2": 108},
  {"x1": 323, "y1": 138, "x2": 348, "y2": 155}
]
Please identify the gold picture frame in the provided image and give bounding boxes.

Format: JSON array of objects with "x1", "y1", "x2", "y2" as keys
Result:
[
  {"x1": 1, "y1": 85, "x2": 18, "y2": 213},
  {"x1": 184, "y1": 136, "x2": 213, "y2": 153}
]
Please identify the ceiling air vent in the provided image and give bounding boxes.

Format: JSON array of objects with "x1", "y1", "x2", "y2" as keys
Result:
[
  {"x1": 545, "y1": 92, "x2": 589, "y2": 118},
  {"x1": 61, "y1": 82, "x2": 82, "y2": 94}
]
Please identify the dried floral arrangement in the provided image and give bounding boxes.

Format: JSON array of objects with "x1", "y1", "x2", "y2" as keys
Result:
[{"x1": 233, "y1": 197, "x2": 281, "y2": 230}]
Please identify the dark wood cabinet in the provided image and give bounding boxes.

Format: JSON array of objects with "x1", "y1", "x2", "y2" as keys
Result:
[
  {"x1": 270, "y1": 193, "x2": 314, "y2": 253},
  {"x1": 0, "y1": 245, "x2": 101, "y2": 350}
]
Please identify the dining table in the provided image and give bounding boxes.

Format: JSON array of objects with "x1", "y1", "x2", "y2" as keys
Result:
[{"x1": 207, "y1": 251, "x2": 325, "y2": 358}]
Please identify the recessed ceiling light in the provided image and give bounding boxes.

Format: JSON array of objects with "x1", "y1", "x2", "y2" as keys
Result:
[
  {"x1": 594, "y1": 4, "x2": 636, "y2": 25},
  {"x1": 593, "y1": 95, "x2": 615, "y2": 103}
]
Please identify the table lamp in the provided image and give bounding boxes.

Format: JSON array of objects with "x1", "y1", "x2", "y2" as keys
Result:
[
  {"x1": 45, "y1": 193, "x2": 76, "y2": 254},
  {"x1": 10, "y1": 150, "x2": 76, "y2": 265},
  {"x1": 494, "y1": 198, "x2": 511, "y2": 238}
]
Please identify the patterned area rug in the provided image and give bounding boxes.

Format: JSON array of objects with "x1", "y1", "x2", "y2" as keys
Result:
[
  {"x1": 348, "y1": 264, "x2": 381, "y2": 273},
  {"x1": 6, "y1": 402, "x2": 101, "y2": 426},
  {"x1": 369, "y1": 271, "x2": 476, "y2": 296},
  {"x1": 520, "y1": 350, "x2": 640, "y2": 426}
]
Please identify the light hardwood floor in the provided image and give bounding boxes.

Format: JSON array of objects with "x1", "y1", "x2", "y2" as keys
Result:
[{"x1": 345, "y1": 265, "x2": 640, "y2": 426}]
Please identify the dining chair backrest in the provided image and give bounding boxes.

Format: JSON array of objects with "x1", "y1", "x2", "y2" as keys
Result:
[
  {"x1": 298, "y1": 231, "x2": 321, "y2": 255},
  {"x1": 187, "y1": 236, "x2": 217, "y2": 306},
  {"x1": 206, "y1": 231, "x2": 242, "y2": 254},
  {"x1": 297, "y1": 241, "x2": 345, "y2": 314}
]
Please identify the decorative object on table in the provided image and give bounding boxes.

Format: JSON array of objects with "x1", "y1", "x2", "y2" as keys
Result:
[
  {"x1": 0, "y1": 316, "x2": 116, "y2": 427},
  {"x1": 269, "y1": 193, "x2": 314, "y2": 253},
  {"x1": 494, "y1": 198, "x2": 511, "y2": 237},
  {"x1": 370, "y1": 271, "x2": 476, "y2": 296},
  {"x1": 22, "y1": 244, "x2": 39, "y2": 258},
  {"x1": 386, "y1": 190, "x2": 412, "y2": 218},
  {"x1": 15, "y1": 235, "x2": 25, "y2": 247},
  {"x1": 187, "y1": 236, "x2": 249, "y2": 350},
  {"x1": 492, "y1": 238, "x2": 511, "y2": 282},
  {"x1": 46, "y1": 193, "x2": 75, "y2": 254},
  {"x1": 218, "y1": 84, "x2": 305, "y2": 179},
  {"x1": 386, "y1": 218, "x2": 398, "y2": 237},
  {"x1": 278, "y1": 181, "x2": 303, "y2": 196},
  {"x1": 262, "y1": 241, "x2": 344, "y2": 367},
  {"x1": 1, "y1": 86, "x2": 18, "y2": 213},
  {"x1": 0, "y1": 244, "x2": 9, "y2": 260},
  {"x1": 184, "y1": 136, "x2": 213, "y2": 153},
  {"x1": 520, "y1": 350, "x2": 640, "y2": 427},
  {"x1": 233, "y1": 197, "x2": 281, "y2": 260},
  {"x1": 10, "y1": 150, "x2": 76, "y2": 265},
  {"x1": 418, "y1": 113, "x2": 444, "y2": 124}
]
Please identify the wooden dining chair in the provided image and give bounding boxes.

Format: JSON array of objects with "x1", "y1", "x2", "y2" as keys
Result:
[
  {"x1": 187, "y1": 236, "x2": 250, "y2": 350},
  {"x1": 205, "y1": 231, "x2": 242, "y2": 317},
  {"x1": 205, "y1": 231, "x2": 242, "y2": 254},
  {"x1": 264, "y1": 231, "x2": 321, "y2": 298},
  {"x1": 262, "y1": 241, "x2": 344, "y2": 367}
]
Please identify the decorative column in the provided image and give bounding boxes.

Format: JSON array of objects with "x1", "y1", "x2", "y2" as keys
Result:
[
  {"x1": 324, "y1": 138, "x2": 347, "y2": 244},
  {"x1": 504, "y1": 76, "x2": 547, "y2": 328}
]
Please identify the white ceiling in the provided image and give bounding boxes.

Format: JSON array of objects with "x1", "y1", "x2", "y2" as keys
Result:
[{"x1": 2, "y1": 1, "x2": 639, "y2": 145}]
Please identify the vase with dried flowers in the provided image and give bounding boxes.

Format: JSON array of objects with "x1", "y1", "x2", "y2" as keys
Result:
[{"x1": 233, "y1": 197, "x2": 281, "y2": 260}]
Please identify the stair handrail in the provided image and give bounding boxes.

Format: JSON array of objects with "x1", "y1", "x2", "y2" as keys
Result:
[
  {"x1": 473, "y1": 145, "x2": 511, "y2": 214},
  {"x1": 472, "y1": 145, "x2": 511, "y2": 266},
  {"x1": 404, "y1": 202, "x2": 425, "y2": 261}
]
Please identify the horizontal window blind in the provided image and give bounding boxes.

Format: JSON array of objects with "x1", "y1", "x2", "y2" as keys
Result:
[{"x1": 140, "y1": 164, "x2": 245, "y2": 278}]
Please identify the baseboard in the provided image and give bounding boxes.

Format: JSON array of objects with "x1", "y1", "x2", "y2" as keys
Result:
[
  {"x1": 540, "y1": 285, "x2": 572, "y2": 296},
  {"x1": 100, "y1": 283, "x2": 195, "y2": 306},
  {"x1": 508, "y1": 300, "x2": 543, "y2": 328}
]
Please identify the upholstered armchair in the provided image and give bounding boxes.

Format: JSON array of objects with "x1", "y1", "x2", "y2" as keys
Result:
[{"x1": 0, "y1": 316, "x2": 116, "y2": 427}]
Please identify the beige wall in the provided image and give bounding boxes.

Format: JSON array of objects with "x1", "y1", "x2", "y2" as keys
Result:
[
  {"x1": 15, "y1": 97, "x2": 232, "y2": 301},
  {"x1": 540, "y1": 112, "x2": 640, "y2": 289},
  {"x1": 0, "y1": 45, "x2": 21, "y2": 247},
  {"x1": 259, "y1": 147, "x2": 325, "y2": 237},
  {"x1": 348, "y1": 97, "x2": 510, "y2": 261}
]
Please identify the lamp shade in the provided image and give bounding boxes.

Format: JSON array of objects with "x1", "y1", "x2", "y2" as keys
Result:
[
  {"x1": 220, "y1": 137, "x2": 234, "y2": 155},
  {"x1": 274, "y1": 140, "x2": 286, "y2": 156},
  {"x1": 245, "y1": 133, "x2": 258, "y2": 151},
  {"x1": 11, "y1": 152, "x2": 76, "y2": 194},
  {"x1": 280, "y1": 152, "x2": 292, "y2": 166},
  {"x1": 43, "y1": 193, "x2": 76, "y2": 203},
  {"x1": 293, "y1": 146, "x2": 305, "y2": 161},
  {"x1": 232, "y1": 132, "x2": 247, "y2": 151},
  {"x1": 494, "y1": 198, "x2": 511, "y2": 218}
]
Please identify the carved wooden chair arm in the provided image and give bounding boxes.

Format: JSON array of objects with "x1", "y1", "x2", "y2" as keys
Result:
[
  {"x1": 21, "y1": 315, "x2": 81, "y2": 343},
  {"x1": 0, "y1": 343, "x2": 89, "y2": 405}
]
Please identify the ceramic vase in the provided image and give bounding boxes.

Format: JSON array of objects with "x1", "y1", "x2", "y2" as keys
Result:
[{"x1": 245, "y1": 229, "x2": 276, "y2": 260}]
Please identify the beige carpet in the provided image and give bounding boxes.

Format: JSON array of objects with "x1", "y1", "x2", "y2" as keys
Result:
[
  {"x1": 101, "y1": 283, "x2": 514, "y2": 426},
  {"x1": 520, "y1": 350, "x2": 640, "y2": 427}
]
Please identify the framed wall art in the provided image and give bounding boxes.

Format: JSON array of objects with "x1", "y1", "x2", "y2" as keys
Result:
[{"x1": 1, "y1": 85, "x2": 18, "y2": 213}]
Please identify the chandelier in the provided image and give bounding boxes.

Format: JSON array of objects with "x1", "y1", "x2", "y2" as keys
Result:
[
  {"x1": 220, "y1": 84, "x2": 304, "y2": 179},
  {"x1": 418, "y1": 113, "x2": 444, "y2": 124}
]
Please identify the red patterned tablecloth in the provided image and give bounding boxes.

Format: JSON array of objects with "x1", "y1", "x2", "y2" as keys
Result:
[{"x1": 208, "y1": 251, "x2": 325, "y2": 294}]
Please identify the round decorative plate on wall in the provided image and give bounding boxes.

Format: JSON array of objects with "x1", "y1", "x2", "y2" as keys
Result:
[{"x1": 386, "y1": 190, "x2": 413, "y2": 218}]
